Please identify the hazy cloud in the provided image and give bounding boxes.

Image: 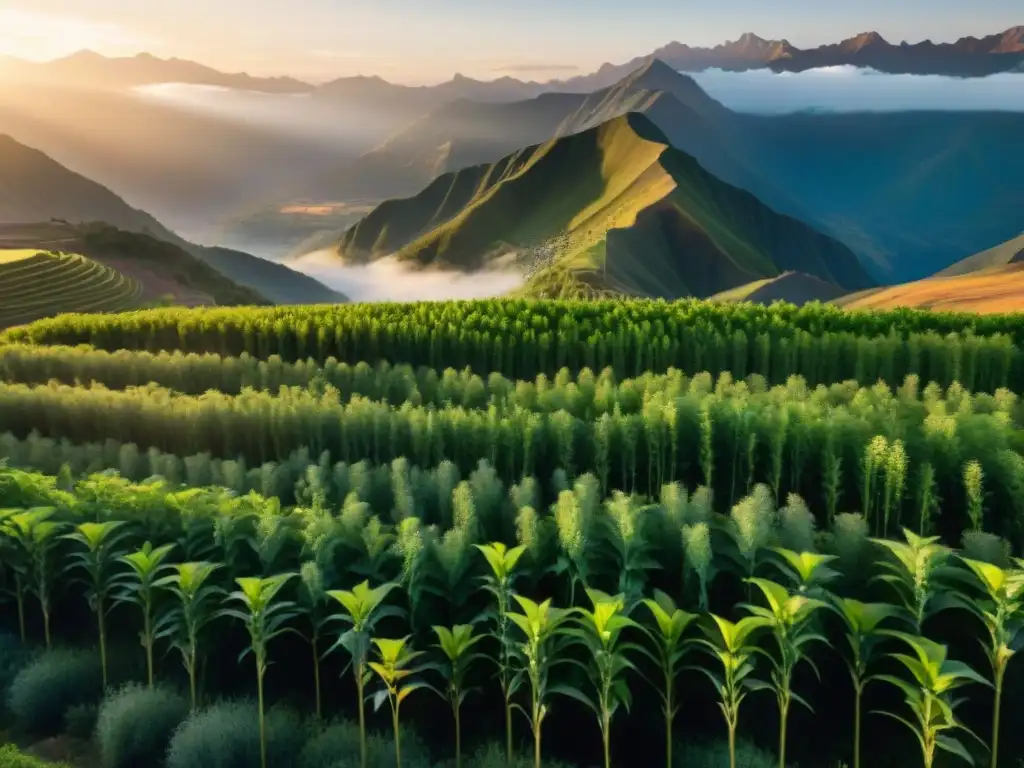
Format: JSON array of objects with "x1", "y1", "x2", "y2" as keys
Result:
[
  {"x1": 0, "y1": 8, "x2": 156, "y2": 61},
  {"x1": 690, "y1": 66, "x2": 1024, "y2": 113},
  {"x1": 292, "y1": 251, "x2": 524, "y2": 302}
]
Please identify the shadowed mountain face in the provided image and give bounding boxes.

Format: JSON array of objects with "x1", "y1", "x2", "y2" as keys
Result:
[
  {"x1": 0, "y1": 134, "x2": 345, "y2": 304},
  {"x1": 335, "y1": 113, "x2": 874, "y2": 300},
  {"x1": 314, "y1": 61, "x2": 1024, "y2": 283}
]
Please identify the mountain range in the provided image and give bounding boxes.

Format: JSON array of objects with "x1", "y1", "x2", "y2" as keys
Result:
[
  {"x1": 0, "y1": 134, "x2": 344, "y2": 305},
  {"x1": 313, "y1": 60, "x2": 1024, "y2": 282},
  {"x1": 335, "y1": 113, "x2": 874, "y2": 299},
  {"x1": 1, "y1": 24, "x2": 1020, "y2": 99}
]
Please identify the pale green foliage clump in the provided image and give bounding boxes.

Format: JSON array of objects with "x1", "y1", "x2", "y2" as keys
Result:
[
  {"x1": 682, "y1": 523, "x2": 714, "y2": 611},
  {"x1": 730, "y1": 484, "x2": 776, "y2": 583},
  {"x1": 775, "y1": 494, "x2": 816, "y2": 553}
]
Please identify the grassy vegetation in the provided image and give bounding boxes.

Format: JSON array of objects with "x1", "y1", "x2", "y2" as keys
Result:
[
  {"x1": 0, "y1": 251, "x2": 142, "y2": 329},
  {"x1": 337, "y1": 114, "x2": 873, "y2": 300},
  {"x1": 2, "y1": 297, "x2": 1024, "y2": 768}
]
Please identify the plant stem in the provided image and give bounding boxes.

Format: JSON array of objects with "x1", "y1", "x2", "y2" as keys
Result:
[
  {"x1": 144, "y1": 608, "x2": 154, "y2": 689},
  {"x1": 602, "y1": 709, "x2": 611, "y2": 768},
  {"x1": 257, "y1": 662, "x2": 267, "y2": 768},
  {"x1": 15, "y1": 576, "x2": 26, "y2": 644},
  {"x1": 455, "y1": 701, "x2": 462, "y2": 768},
  {"x1": 391, "y1": 701, "x2": 401, "y2": 768},
  {"x1": 98, "y1": 596, "x2": 108, "y2": 688},
  {"x1": 505, "y1": 695, "x2": 513, "y2": 764},
  {"x1": 728, "y1": 722, "x2": 737, "y2": 768},
  {"x1": 778, "y1": 699, "x2": 788, "y2": 768},
  {"x1": 188, "y1": 646, "x2": 198, "y2": 710},
  {"x1": 356, "y1": 664, "x2": 367, "y2": 768},
  {"x1": 991, "y1": 666, "x2": 1004, "y2": 768},
  {"x1": 665, "y1": 705, "x2": 672, "y2": 768},
  {"x1": 312, "y1": 637, "x2": 322, "y2": 720},
  {"x1": 42, "y1": 596, "x2": 51, "y2": 649},
  {"x1": 853, "y1": 685, "x2": 862, "y2": 768}
]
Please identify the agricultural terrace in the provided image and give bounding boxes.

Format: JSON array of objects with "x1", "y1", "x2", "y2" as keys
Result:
[{"x1": 1, "y1": 298, "x2": 1023, "y2": 768}]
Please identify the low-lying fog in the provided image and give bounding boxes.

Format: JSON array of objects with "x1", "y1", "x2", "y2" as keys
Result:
[
  {"x1": 290, "y1": 250, "x2": 525, "y2": 302},
  {"x1": 689, "y1": 66, "x2": 1024, "y2": 113}
]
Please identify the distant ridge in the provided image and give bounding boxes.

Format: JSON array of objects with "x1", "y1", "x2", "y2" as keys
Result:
[
  {"x1": 1, "y1": 25, "x2": 1020, "y2": 101},
  {"x1": 335, "y1": 113, "x2": 874, "y2": 299},
  {"x1": 0, "y1": 134, "x2": 345, "y2": 304},
  {"x1": 935, "y1": 232, "x2": 1024, "y2": 277},
  {"x1": 710, "y1": 271, "x2": 847, "y2": 306}
]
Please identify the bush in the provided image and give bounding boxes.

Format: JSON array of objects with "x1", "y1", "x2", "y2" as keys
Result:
[
  {"x1": 298, "y1": 719, "x2": 430, "y2": 768},
  {"x1": 675, "y1": 739, "x2": 780, "y2": 768},
  {"x1": 96, "y1": 683, "x2": 189, "y2": 768},
  {"x1": 63, "y1": 701, "x2": 98, "y2": 740},
  {"x1": 6, "y1": 648, "x2": 102, "y2": 738},
  {"x1": 0, "y1": 633, "x2": 36, "y2": 712},
  {"x1": 0, "y1": 745, "x2": 70, "y2": 768},
  {"x1": 166, "y1": 701, "x2": 306, "y2": 768}
]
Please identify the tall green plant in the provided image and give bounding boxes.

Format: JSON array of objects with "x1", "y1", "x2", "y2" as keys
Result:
[
  {"x1": 326, "y1": 580, "x2": 401, "y2": 768},
  {"x1": 221, "y1": 573, "x2": 300, "y2": 768},
  {"x1": 871, "y1": 529, "x2": 952, "y2": 632},
  {"x1": 695, "y1": 615, "x2": 770, "y2": 768},
  {"x1": 950, "y1": 558, "x2": 1024, "y2": 768},
  {"x1": 5, "y1": 508, "x2": 63, "y2": 648},
  {"x1": 508, "y1": 595, "x2": 572, "y2": 768},
  {"x1": 636, "y1": 589, "x2": 699, "y2": 768},
  {"x1": 114, "y1": 542, "x2": 176, "y2": 688},
  {"x1": 743, "y1": 578, "x2": 830, "y2": 768},
  {"x1": 297, "y1": 561, "x2": 331, "y2": 719},
  {"x1": 64, "y1": 521, "x2": 132, "y2": 687},
  {"x1": 431, "y1": 624, "x2": 487, "y2": 768},
  {"x1": 154, "y1": 561, "x2": 224, "y2": 709},
  {"x1": 833, "y1": 599, "x2": 904, "y2": 768},
  {"x1": 368, "y1": 636, "x2": 433, "y2": 768},
  {"x1": 475, "y1": 542, "x2": 527, "y2": 762},
  {"x1": 875, "y1": 632, "x2": 989, "y2": 768},
  {"x1": 0, "y1": 508, "x2": 30, "y2": 643},
  {"x1": 561, "y1": 589, "x2": 639, "y2": 768}
]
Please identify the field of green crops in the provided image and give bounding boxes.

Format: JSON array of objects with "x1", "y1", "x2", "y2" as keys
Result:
[
  {"x1": 0, "y1": 250, "x2": 142, "y2": 330},
  {"x1": 1, "y1": 299, "x2": 1022, "y2": 768}
]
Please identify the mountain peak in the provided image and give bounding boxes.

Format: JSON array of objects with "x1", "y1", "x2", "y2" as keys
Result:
[{"x1": 841, "y1": 31, "x2": 890, "y2": 52}]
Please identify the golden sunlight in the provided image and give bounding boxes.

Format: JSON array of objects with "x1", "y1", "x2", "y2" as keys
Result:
[{"x1": 0, "y1": 8, "x2": 149, "y2": 61}]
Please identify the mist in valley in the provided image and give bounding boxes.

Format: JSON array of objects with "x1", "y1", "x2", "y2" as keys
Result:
[{"x1": 290, "y1": 250, "x2": 525, "y2": 302}]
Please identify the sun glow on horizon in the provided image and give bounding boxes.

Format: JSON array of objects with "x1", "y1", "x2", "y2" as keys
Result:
[{"x1": 0, "y1": 8, "x2": 153, "y2": 61}]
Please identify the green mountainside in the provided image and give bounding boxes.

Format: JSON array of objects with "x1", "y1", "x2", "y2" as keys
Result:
[
  {"x1": 0, "y1": 134, "x2": 345, "y2": 304},
  {"x1": 337, "y1": 113, "x2": 873, "y2": 299},
  {"x1": 317, "y1": 61, "x2": 1024, "y2": 283}
]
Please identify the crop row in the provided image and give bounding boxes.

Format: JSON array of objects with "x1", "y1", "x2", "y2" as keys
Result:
[
  {"x1": 1, "y1": 373, "x2": 1023, "y2": 546},
  {"x1": 3, "y1": 300, "x2": 1021, "y2": 390},
  {"x1": 1, "y1": 459, "x2": 1021, "y2": 768}
]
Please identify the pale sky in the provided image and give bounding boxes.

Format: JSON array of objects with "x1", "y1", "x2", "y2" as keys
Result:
[{"x1": 0, "y1": 0, "x2": 1020, "y2": 84}]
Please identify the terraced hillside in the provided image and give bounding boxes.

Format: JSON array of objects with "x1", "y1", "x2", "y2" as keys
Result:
[
  {"x1": 336, "y1": 113, "x2": 874, "y2": 299},
  {"x1": 0, "y1": 249, "x2": 142, "y2": 328}
]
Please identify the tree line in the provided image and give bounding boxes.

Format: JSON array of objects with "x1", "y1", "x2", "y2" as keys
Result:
[{"x1": 3, "y1": 300, "x2": 1020, "y2": 390}]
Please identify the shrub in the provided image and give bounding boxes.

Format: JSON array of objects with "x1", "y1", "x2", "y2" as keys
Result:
[
  {"x1": 64, "y1": 701, "x2": 98, "y2": 740},
  {"x1": 166, "y1": 701, "x2": 305, "y2": 768},
  {"x1": 961, "y1": 531, "x2": 1011, "y2": 568},
  {"x1": 0, "y1": 633, "x2": 36, "y2": 712},
  {"x1": 674, "y1": 739, "x2": 780, "y2": 768},
  {"x1": 0, "y1": 744, "x2": 70, "y2": 768},
  {"x1": 96, "y1": 683, "x2": 189, "y2": 768},
  {"x1": 298, "y1": 719, "x2": 430, "y2": 768},
  {"x1": 6, "y1": 648, "x2": 102, "y2": 738}
]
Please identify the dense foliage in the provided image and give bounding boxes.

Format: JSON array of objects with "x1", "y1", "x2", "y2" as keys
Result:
[
  {"x1": 3, "y1": 300, "x2": 1022, "y2": 389},
  {"x1": 2, "y1": 298, "x2": 1024, "y2": 768}
]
